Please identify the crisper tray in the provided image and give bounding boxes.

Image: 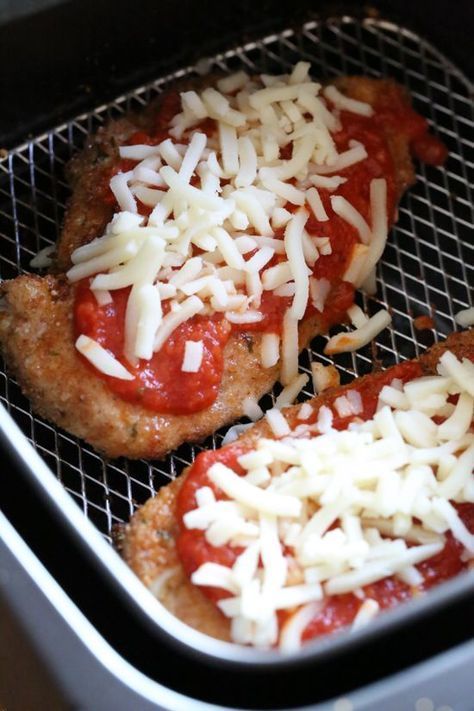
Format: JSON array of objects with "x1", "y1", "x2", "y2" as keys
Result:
[{"x1": 0, "y1": 15, "x2": 473, "y2": 669}]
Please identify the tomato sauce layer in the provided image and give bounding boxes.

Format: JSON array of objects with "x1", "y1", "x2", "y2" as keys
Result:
[
  {"x1": 176, "y1": 357, "x2": 474, "y2": 641},
  {"x1": 74, "y1": 281, "x2": 230, "y2": 415},
  {"x1": 77, "y1": 84, "x2": 446, "y2": 414}
]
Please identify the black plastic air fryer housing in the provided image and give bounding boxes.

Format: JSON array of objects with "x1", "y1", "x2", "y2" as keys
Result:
[{"x1": 1, "y1": 1, "x2": 474, "y2": 709}]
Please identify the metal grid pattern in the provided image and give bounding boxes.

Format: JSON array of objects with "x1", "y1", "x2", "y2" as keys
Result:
[{"x1": 0, "y1": 17, "x2": 472, "y2": 541}]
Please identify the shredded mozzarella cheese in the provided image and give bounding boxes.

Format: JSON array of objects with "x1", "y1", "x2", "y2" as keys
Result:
[
  {"x1": 183, "y1": 347, "x2": 474, "y2": 649},
  {"x1": 260, "y1": 333, "x2": 280, "y2": 369},
  {"x1": 30, "y1": 244, "x2": 55, "y2": 269},
  {"x1": 325, "y1": 309, "x2": 392, "y2": 355},
  {"x1": 75, "y1": 335, "x2": 134, "y2": 380},
  {"x1": 455, "y1": 307, "x2": 474, "y2": 328},
  {"x1": 330, "y1": 195, "x2": 371, "y2": 244},
  {"x1": 347, "y1": 304, "x2": 369, "y2": 329},
  {"x1": 311, "y1": 363, "x2": 340, "y2": 394},
  {"x1": 323, "y1": 85, "x2": 374, "y2": 117},
  {"x1": 181, "y1": 340, "x2": 204, "y2": 372},
  {"x1": 351, "y1": 599, "x2": 380, "y2": 631},
  {"x1": 285, "y1": 209, "x2": 310, "y2": 320},
  {"x1": 281, "y1": 310, "x2": 299, "y2": 385},
  {"x1": 67, "y1": 64, "x2": 388, "y2": 391},
  {"x1": 242, "y1": 396, "x2": 264, "y2": 422},
  {"x1": 265, "y1": 408, "x2": 292, "y2": 437},
  {"x1": 274, "y1": 373, "x2": 309, "y2": 409}
]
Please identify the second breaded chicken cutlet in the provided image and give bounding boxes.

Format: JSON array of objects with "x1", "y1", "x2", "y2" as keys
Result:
[{"x1": 122, "y1": 331, "x2": 474, "y2": 648}]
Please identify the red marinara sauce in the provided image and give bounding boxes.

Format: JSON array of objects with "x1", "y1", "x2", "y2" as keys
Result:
[
  {"x1": 74, "y1": 281, "x2": 230, "y2": 415},
  {"x1": 176, "y1": 357, "x2": 474, "y2": 641},
  {"x1": 74, "y1": 85, "x2": 447, "y2": 414}
]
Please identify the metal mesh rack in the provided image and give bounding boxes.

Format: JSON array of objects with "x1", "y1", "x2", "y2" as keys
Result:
[{"x1": 0, "y1": 16, "x2": 472, "y2": 543}]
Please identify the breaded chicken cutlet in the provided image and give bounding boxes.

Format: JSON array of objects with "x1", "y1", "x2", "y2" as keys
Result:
[
  {"x1": 0, "y1": 68, "x2": 446, "y2": 459},
  {"x1": 122, "y1": 330, "x2": 474, "y2": 647}
]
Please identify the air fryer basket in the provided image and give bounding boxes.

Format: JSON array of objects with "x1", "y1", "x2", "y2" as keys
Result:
[{"x1": 0, "y1": 13, "x2": 473, "y2": 678}]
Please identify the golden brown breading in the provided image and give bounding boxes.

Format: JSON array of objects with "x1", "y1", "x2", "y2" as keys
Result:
[
  {"x1": 0, "y1": 273, "x2": 321, "y2": 458},
  {"x1": 0, "y1": 76, "x2": 418, "y2": 459},
  {"x1": 122, "y1": 330, "x2": 474, "y2": 640}
]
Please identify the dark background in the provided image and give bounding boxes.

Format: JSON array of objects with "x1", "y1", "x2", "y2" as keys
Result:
[{"x1": 0, "y1": 0, "x2": 473, "y2": 148}]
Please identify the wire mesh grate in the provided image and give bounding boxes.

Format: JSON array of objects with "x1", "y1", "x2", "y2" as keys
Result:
[{"x1": 0, "y1": 16, "x2": 472, "y2": 540}]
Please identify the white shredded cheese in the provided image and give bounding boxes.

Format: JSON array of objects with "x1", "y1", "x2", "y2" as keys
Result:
[
  {"x1": 181, "y1": 90, "x2": 208, "y2": 120},
  {"x1": 355, "y1": 178, "x2": 388, "y2": 287},
  {"x1": 181, "y1": 340, "x2": 204, "y2": 373},
  {"x1": 281, "y1": 309, "x2": 299, "y2": 385},
  {"x1": 279, "y1": 602, "x2": 323, "y2": 652},
  {"x1": 92, "y1": 289, "x2": 113, "y2": 306},
  {"x1": 235, "y1": 136, "x2": 257, "y2": 188},
  {"x1": 275, "y1": 373, "x2": 309, "y2": 409},
  {"x1": 285, "y1": 209, "x2": 310, "y2": 320},
  {"x1": 455, "y1": 307, "x2": 474, "y2": 328},
  {"x1": 306, "y1": 186, "x2": 329, "y2": 222},
  {"x1": 75, "y1": 335, "x2": 134, "y2": 380},
  {"x1": 312, "y1": 141, "x2": 368, "y2": 175},
  {"x1": 217, "y1": 71, "x2": 249, "y2": 95},
  {"x1": 219, "y1": 122, "x2": 239, "y2": 176},
  {"x1": 342, "y1": 243, "x2": 370, "y2": 285},
  {"x1": 265, "y1": 408, "x2": 291, "y2": 437},
  {"x1": 154, "y1": 296, "x2": 204, "y2": 352},
  {"x1": 260, "y1": 333, "x2": 280, "y2": 369},
  {"x1": 133, "y1": 284, "x2": 163, "y2": 360},
  {"x1": 222, "y1": 423, "x2": 254, "y2": 446},
  {"x1": 262, "y1": 262, "x2": 293, "y2": 291},
  {"x1": 330, "y1": 195, "x2": 371, "y2": 244},
  {"x1": 110, "y1": 172, "x2": 137, "y2": 213},
  {"x1": 439, "y1": 351, "x2": 474, "y2": 398},
  {"x1": 225, "y1": 310, "x2": 263, "y2": 324},
  {"x1": 271, "y1": 207, "x2": 293, "y2": 228},
  {"x1": 325, "y1": 309, "x2": 392, "y2": 355},
  {"x1": 309, "y1": 277, "x2": 330, "y2": 313},
  {"x1": 351, "y1": 599, "x2": 380, "y2": 631},
  {"x1": 289, "y1": 61, "x2": 311, "y2": 85},
  {"x1": 119, "y1": 145, "x2": 160, "y2": 161},
  {"x1": 310, "y1": 175, "x2": 347, "y2": 191},
  {"x1": 346, "y1": 389, "x2": 363, "y2": 415},
  {"x1": 245, "y1": 246, "x2": 274, "y2": 273},
  {"x1": 297, "y1": 402, "x2": 313, "y2": 420},
  {"x1": 260, "y1": 168, "x2": 305, "y2": 206},
  {"x1": 347, "y1": 304, "x2": 369, "y2": 329},
  {"x1": 209, "y1": 462, "x2": 301, "y2": 516},
  {"x1": 243, "y1": 397, "x2": 264, "y2": 422},
  {"x1": 178, "y1": 132, "x2": 207, "y2": 183},
  {"x1": 323, "y1": 85, "x2": 374, "y2": 117},
  {"x1": 311, "y1": 363, "x2": 340, "y2": 394},
  {"x1": 30, "y1": 244, "x2": 55, "y2": 269}
]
